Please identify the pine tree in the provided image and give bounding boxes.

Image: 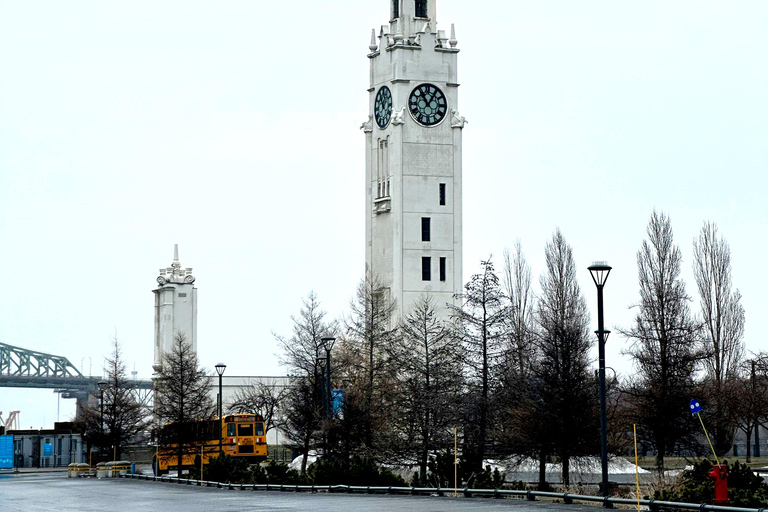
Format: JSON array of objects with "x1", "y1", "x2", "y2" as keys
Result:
[
  {"x1": 154, "y1": 331, "x2": 215, "y2": 473},
  {"x1": 76, "y1": 336, "x2": 148, "y2": 461},
  {"x1": 389, "y1": 296, "x2": 462, "y2": 483},
  {"x1": 532, "y1": 229, "x2": 596, "y2": 486},
  {"x1": 343, "y1": 272, "x2": 398, "y2": 453},
  {"x1": 451, "y1": 258, "x2": 507, "y2": 473}
]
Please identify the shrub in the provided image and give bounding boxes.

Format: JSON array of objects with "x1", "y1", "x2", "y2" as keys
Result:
[
  {"x1": 189, "y1": 454, "x2": 251, "y2": 484},
  {"x1": 426, "y1": 451, "x2": 457, "y2": 488},
  {"x1": 468, "y1": 465, "x2": 506, "y2": 489},
  {"x1": 308, "y1": 455, "x2": 407, "y2": 487},
  {"x1": 653, "y1": 459, "x2": 768, "y2": 507},
  {"x1": 250, "y1": 460, "x2": 306, "y2": 485},
  {"x1": 408, "y1": 451, "x2": 456, "y2": 488}
]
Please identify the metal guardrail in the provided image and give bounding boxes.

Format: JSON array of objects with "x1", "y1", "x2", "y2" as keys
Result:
[{"x1": 121, "y1": 474, "x2": 768, "y2": 512}]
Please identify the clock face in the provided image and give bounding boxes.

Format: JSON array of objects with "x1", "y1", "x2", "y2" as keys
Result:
[
  {"x1": 408, "y1": 83, "x2": 447, "y2": 126},
  {"x1": 374, "y1": 86, "x2": 393, "y2": 129}
]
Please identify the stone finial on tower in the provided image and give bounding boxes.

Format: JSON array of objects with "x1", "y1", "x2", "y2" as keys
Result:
[
  {"x1": 369, "y1": 28, "x2": 378, "y2": 52},
  {"x1": 393, "y1": 19, "x2": 404, "y2": 44},
  {"x1": 157, "y1": 244, "x2": 195, "y2": 285},
  {"x1": 449, "y1": 23, "x2": 458, "y2": 48}
]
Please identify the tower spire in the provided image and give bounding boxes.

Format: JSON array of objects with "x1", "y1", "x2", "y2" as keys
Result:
[
  {"x1": 389, "y1": 0, "x2": 437, "y2": 43},
  {"x1": 158, "y1": 244, "x2": 194, "y2": 285}
]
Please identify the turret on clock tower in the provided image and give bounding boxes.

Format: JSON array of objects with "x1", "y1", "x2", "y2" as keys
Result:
[{"x1": 363, "y1": 0, "x2": 465, "y2": 321}]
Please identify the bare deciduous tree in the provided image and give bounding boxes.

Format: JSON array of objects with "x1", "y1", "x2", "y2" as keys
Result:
[
  {"x1": 494, "y1": 242, "x2": 538, "y2": 461},
  {"x1": 502, "y1": 241, "x2": 536, "y2": 379},
  {"x1": 229, "y1": 379, "x2": 287, "y2": 436},
  {"x1": 693, "y1": 222, "x2": 746, "y2": 454},
  {"x1": 276, "y1": 292, "x2": 336, "y2": 474},
  {"x1": 621, "y1": 211, "x2": 704, "y2": 474},
  {"x1": 694, "y1": 222, "x2": 746, "y2": 380},
  {"x1": 731, "y1": 355, "x2": 768, "y2": 463}
]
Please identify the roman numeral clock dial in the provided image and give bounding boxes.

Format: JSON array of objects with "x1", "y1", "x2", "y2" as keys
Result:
[
  {"x1": 374, "y1": 86, "x2": 393, "y2": 129},
  {"x1": 408, "y1": 83, "x2": 447, "y2": 126}
]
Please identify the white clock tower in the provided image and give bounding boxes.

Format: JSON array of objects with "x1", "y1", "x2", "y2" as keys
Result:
[
  {"x1": 363, "y1": 0, "x2": 465, "y2": 321},
  {"x1": 152, "y1": 244, "x2": 197, "y2": 374}
]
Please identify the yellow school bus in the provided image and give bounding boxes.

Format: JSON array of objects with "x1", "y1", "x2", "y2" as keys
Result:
[{"x1": 154, "y1": 414, "x2": 267, "y2": 475}]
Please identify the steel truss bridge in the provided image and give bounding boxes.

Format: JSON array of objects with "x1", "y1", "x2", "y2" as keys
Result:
[{"x1": 0, "y1": 342, "x2": 153, "y2": 409}]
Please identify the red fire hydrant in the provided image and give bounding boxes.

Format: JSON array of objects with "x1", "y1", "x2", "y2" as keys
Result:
[{"x1": 708, "y1": 464, "x2": 730, "y2": 505}]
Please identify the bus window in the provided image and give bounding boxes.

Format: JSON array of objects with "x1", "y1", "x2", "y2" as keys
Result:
[
  {"x1": 238, "y1": 423, "x2": 253, "y2": 436},
  {"x1": 255, "y1": 423, "x2": 264, "y2": 436},
  {"x1": 227, "y1": 423, "x2": 236, "y2": 437}
]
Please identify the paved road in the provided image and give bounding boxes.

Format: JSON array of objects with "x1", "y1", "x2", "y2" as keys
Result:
[{"x1": 0, "y1": 473, "x2": 596, "y2": 512}]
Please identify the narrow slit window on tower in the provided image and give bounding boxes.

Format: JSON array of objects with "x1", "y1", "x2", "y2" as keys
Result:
[
  {"x1": 421, "y1": 217, "x2": 431, "y2": 241},
  {"x1": 439, "y1": 183, "x2": 446, "y2": 206},
  {"x1": 376, "y1": 138, "x2": 390, "y2": 199},
  {"x1": 392, "y1": 0, "x2": 399, "y2": 19},
  {"x1": 422, "y1": 257, "x2": 431, "y2": 281},
  {"x1": 376, "y1": 138, "x2": 382, "y2": 198},
  {"x1": 383, "y1": 137, "x2": 389, "y2": 196},
  {"x1": 415, "y1": 0, "x2": 428, "y2": 18},
  {"x1": 440, "y1": 257, "x2": 446, "y2": 282}
]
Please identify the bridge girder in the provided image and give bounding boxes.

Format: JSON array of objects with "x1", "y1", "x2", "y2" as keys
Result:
[
  {"x1": 0, "y1": 342, "x2": 153, "y2": 411},
  {"x1": 0, "y1": 341, "x2": 84, "y2": 379}
]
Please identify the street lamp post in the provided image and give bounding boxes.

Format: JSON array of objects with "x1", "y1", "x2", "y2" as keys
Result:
[
  {"x1": 320, "y1": 337, "x2": 335, "y2": 418},
  {"x1": 214, "y1": 363, "x2": 226, "y2": 456},
  {"x1": 588, "y1": 262, "x2": 612, "y2": 499},
  {"x1": 319, "y1": 336, "x2": 335, "y2": 454},
  {"x1": 317, "y1": 352, "x2": 328, "y2": 455},
  {"x1": 317, "y1": 354, "x2": 328, "y2": 419},
  {"x1": 320, "y1": 337, "x2": 336, "y2": 418},
  {"x1": 97, "y1": 380, "x2": 107, "y2": 462}
]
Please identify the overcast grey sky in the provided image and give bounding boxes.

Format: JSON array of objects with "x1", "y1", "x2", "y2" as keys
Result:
[{"x1": 1, "y1": 1, "x2": 766, "y2": 429}]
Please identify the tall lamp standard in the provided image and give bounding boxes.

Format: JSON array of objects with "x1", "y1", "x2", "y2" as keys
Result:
[
  {"x1": 317, "y1": 352, "x2": 328, "y2": 455},
  {"x1": 214, "y1": 363, "x2": 226, "y2": 456},
  {"x1": 319, "y1": 336, "x2": 335, "y2": 455},
  {"x1": 97, "y1": 380, "x2": 107, "y2": 461},
  {"x1": 588, "y1": 262, "x2": 612, "y2": 499},
  {"x1": 320, "y1": 337, "x2": 335, "y2": 419}
]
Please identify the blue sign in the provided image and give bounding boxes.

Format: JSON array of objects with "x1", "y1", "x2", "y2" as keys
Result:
[
  {"x1": 43, "y1": 443, "x2": 53, "y2": 457},
  {"x1": 0, "y1": 435, "x2": 13, "y2": 469},
  {"x1": 690, "y1": 399, "x2": 702, "y2": 414},
  {"x1": 332, "y1": 390, "x2": 344, "y2": 415}
]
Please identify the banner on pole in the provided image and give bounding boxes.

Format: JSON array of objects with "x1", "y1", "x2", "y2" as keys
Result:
[
  {"x1": 332, "y1": 390, "x2": 344, "y2": 416},
  {"x1": 0, "y1": 435, "x2": 13, "y2": 469}
]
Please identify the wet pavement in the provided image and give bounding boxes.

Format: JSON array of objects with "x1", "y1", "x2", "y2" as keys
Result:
[{"x1": 0, "y1": 472, "x2": 601, "y2": 512}]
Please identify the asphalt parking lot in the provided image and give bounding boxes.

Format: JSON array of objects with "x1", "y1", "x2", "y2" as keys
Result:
[{"x1": 0, "y1": 472, "x2": 602, "y2": 512}]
